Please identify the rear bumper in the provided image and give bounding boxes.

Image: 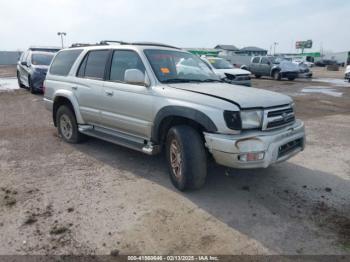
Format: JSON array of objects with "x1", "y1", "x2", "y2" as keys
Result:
[{"x1": 204, "y1": 120, "x2": 305, "y2": 169}]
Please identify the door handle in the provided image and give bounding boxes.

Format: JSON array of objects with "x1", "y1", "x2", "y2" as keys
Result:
[
  {"x1": 105, "y1": 90, "x2": 114, "y2": 96},
  {"x1": 72, "y1": 86, "x2": 78, "y2": 90}
]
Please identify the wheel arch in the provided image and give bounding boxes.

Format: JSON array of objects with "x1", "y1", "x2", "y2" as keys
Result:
[
  {"x1": 151, "y1": 106, "x2": 217, "y2": 145},
  {"x1": 52, "y1": 93, "x2": 83, "y2": 127}
]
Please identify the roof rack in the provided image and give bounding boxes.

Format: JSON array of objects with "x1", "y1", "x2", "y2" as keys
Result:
[
  {"x1": 99, "y1": 40, "x2": 180, "y2": 49},
  {"x1": 70, "y1": 43, "x2": 102, "y2": 48}
]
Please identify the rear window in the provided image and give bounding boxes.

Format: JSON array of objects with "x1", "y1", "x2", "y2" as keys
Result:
[
  {"x1": 252, "y1": 57, "x2": 260, "y2": 63},
  {"x1": 31, "y1": 53, "x2": 54, "y2": 66},
  {"x1": 49, "y1": 49, "x2": 83, "y2": 76}
]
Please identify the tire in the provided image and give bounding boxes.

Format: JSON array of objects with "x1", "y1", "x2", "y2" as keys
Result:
[
  {"x1": 165, "y1": 125, "x2": 207, "y2": 191},
  {"x1": 28, "y1": 77, "x2": 35, "y2": 94},
  {"x1": 288, "y1": 77, "x2": 296, "y2": 81},
  {"x1": 56, "y1": 105, "x2": 86, "y2": 144},
  {"x1": 255, "y1": 74, "x2": 261, "y2": 79},
  {"x1": 273, "y1": 70, "x2": 281, "y2": 81},
  {"x1": 17, "y1": 72, "x2": 25, "y2": 88}
]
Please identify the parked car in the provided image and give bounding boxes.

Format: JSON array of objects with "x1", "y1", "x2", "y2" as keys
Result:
[
  {"x1": 242, "y1": 56, "x2": 299, "y2": 81},
  {"x1": 200, "y1": 57, "x2": 252, "y2": 86},
  {"x1": 294, "y1": 61, "x2": 313, "y2": 78},
  {"x1": 44, "y1": 42, "x2": 305, "y2": 191},
  {"x1": 17, "y1": 49, "x2": 56, "y2": 93},
  {"x1": 345, "y1": 65, "x2": 350, "y2": 82},
  {"x1": 315, "y1": 59, "x2": 337, "y2": 67}
]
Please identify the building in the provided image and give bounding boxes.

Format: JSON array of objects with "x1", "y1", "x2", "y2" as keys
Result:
[{"x1": 236, "y1": 46, "x2": 268, "y2": 56}]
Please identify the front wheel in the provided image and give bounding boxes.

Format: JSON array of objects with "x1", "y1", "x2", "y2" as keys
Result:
[
  {"x1": 56, "y1": 105, "x2": 86, "y2": 144},
  {"x1": 255, "y1": 74, "x2": 261, "y2": 79},
  {"x1": 273, "y1": 71, "x2": 281, "y2": 81},
  {"x1": 166, "y1": 126, "x2": 207, "y2": 191},
  {"x1": 288, "y1": 77, "x2": 296, "y2": 81},
  {"x1": 28, "y1": 77, "x2": 35, "y2": 94},
  {"x1": 17, "y1": 72, "x2": 25, "y2": 88}
]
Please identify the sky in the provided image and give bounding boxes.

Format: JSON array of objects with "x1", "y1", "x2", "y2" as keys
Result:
[{"x1": 0, "y1": 0, "x2": 349, "y2": 53}]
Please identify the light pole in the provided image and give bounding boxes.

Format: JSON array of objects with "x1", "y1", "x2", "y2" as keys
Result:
[
  {"x1": 273, "y1": 42, "x2": 278, "y2": 56},
  {"x1": 57, "y1": 32, "x2": 67, "y2": 48}
]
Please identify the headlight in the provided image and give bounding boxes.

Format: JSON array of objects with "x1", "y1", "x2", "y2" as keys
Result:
[
  {"x1": 223, "y1": 111, "x2": 241, "y2": 130},
  {"x1": 240, "y1": 110, "x2": 263, "y2": 129},
  {"x1": 224, "y1": 110, "x2": 263, "y2": 130}
]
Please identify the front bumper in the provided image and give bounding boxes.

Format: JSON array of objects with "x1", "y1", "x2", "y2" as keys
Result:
[
  {"x1": 31, "y1": 72, "x2": 46, "y2": 92},
  {"x1": 228, "y1": 79, "x2": 251, "y2": 87},
  {"x1": 280, "y1": 71, "x2": 299, "y2": 79},
  {"x1": 298, "y1": 72, "x2": 313, "y2": 78},
  {"x1": 204, "y1": 120, "x2": 305, "y2": 169}
]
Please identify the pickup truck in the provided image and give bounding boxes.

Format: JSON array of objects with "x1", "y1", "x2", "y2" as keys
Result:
[
  {"x1": 44, "y1": 41, "x2": 305, "y2": 191},
  {"x1": 242, "y1": 56, "x2": 300, "y2": 81}
]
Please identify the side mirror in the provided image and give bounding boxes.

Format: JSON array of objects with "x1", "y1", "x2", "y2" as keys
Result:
[
  {"x1": 21, "y1": 61, "x2": 28, "y2": 66},
  {"x1": 124, "y1": 69, "x2": 150, "y2": 87},
  {"x1": 267, "y1": 61, "x2": 271, "y2": 65}
]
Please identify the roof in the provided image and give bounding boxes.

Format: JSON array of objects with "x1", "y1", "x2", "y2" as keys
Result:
[
  {"x1": 240, "y1": 46, "x2": 267, "y2": 52},
  {"x1": 214, "y1": 45, "x2": 239, "y2": 51}
]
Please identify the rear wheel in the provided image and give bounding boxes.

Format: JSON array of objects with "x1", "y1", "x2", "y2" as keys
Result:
[
  {"x1": 255, "y1": 74, "x2": 261, "y2": 79},
  {"x1": 56, "y1": 105, "x2": 86, "y2": 144},
  {"x1": 166, "y1": 126, "x2": 207, "y2": 191},
  {"x1": 273, "y1": 70, "x2": 281, "y2": 81},
  {"x1": 288, "y1": 77, "x2": 296, "y2": 81}
]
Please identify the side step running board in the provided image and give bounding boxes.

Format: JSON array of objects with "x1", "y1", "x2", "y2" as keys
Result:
[{"x1": 78, "y1": 125, "x2": 160, "y2": 155}]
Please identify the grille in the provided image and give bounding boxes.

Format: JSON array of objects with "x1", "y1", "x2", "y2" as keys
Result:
[
  {"x1": 278, "y1": 138, "x2": 303, "y2": 158},
  {"x1": 263, "y1": 105, "x2": 295, "y2": 130}
]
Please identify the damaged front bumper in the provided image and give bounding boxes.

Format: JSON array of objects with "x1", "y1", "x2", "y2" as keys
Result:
[{"x1": 204, "y1": 120, "x2": 305, "y2": 169}]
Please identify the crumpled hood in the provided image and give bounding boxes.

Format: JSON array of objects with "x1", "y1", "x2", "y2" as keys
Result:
[
  {"x1": 215, "y1": 68, "x2": 251, "y2": 77},
  {"x1": 167, "y1": 82, "x2": 292, "y2": 109},
  {"x1": 278, "y1": 61, "x2": 300, "y2": 72}
]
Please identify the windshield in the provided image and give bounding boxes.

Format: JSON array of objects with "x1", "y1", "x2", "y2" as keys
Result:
[
  {"x1": 144, "y1": 49, "x2": 219, "y2": 83},
  {"x1": 31, "y1": 53, "x2": 54, "y2": 66},
  {"x1": 207, "y1": 58, "x2": 233, "y2": 69}
]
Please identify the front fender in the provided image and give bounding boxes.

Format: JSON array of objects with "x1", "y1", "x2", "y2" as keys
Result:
[
  {"x1": 53, "y1": 90, "x2": 84, "y2": 124},
  {"x1": 151, "y1": 106, "x2": 218, "y2": 143}
]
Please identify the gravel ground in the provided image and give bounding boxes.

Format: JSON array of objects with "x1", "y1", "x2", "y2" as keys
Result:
[{"x1": 0, "y1": 66, "x2": 349, "y2": 255}]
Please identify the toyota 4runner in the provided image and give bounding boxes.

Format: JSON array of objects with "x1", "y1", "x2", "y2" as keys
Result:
[{"x1": 44, "y1": 41, "x2": 305, "y2": 191}]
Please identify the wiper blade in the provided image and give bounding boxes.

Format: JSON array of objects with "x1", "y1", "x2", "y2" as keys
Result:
[
  {"x1": 201, "y1": 79, "x2": 224, "y2": 83},
  {"x1": 162, "y1": 78, "x2": 192, "y2": 83}
]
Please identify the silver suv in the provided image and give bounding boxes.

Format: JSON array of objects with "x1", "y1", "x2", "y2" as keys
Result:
[{"x1": 44, "y1": 41, "x2": 305, "y2": 191}]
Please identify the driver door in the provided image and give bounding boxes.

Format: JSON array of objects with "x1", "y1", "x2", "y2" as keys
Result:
[{"x1": 100, "y1": 50, "x2": 154, "y2": 139}]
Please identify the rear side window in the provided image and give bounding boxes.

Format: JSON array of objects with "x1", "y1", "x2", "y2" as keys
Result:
[
  {"x1": 261, "y1": 57, "x2": 270, "y2": 64},
  {"x1": 49, "y1": 49, "x2": 83, "y2": 76},
  {"x1": 78, "y1": 50, "x2": 110, "y2": 80},
  {"x1": 252, "y1": 57, "x2": 260, "y2": 63}
]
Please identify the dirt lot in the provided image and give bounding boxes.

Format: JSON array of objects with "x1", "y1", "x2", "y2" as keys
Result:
[{"x1": 0, "y1": 66, "x2": 349, "y2": 255}]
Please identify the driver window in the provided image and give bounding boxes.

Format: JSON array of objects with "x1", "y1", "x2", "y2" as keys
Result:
[{"x1": 110, "y1": 50, "x2": 146, "y2": 82}]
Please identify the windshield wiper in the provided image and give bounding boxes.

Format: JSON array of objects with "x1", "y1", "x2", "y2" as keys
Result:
[
  {"x1": 162, "y1": 79, "x2": 193, "y2": 83},
  {"x1": 200, "y1": 79, "x2": 224, "y2": 83}
]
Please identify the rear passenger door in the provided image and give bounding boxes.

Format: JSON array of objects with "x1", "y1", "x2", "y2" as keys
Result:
[
  {"x1": 100, "y1": 49, "x2": 153, "y2": 139},
  {"x1": 73, "y1": 50, "x2": 110, "y2": 125},
  {"x1": 250, "y1": 57, "x2": 260, "y2": 74},
  {"x1": 260, "y1": 57, "x2": 271, "y2": 76}
]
